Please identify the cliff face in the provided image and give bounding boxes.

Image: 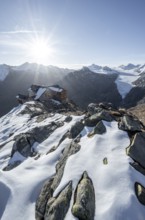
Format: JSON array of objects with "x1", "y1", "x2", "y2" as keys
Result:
[{"x1": 0, "y1": 99, "x2": 145, "y2": 220}]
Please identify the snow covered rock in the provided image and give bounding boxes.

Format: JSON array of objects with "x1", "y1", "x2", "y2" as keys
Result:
[
  {"x1": 72, "y1": 171, "x2": 95, "y2": 220},
  {"x1": 127, "y1": 132, "x2": 145, "y2": 168},
  {"x1": 118, "y1": 115, "x2": 144, "y2": 132},
  {"x1": 1, "y1": 99, "x2": 145, "y2": 220}
]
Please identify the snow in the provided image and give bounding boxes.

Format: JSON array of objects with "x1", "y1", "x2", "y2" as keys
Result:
[
  {"x1": 0, "y1": 102, "x2": 145, "y2": 219},
  {"x1": 34, "y1": 88, "x2": 46, "y2": 100},
  {"x1": 49, "y1": 86, "x2": 63, "y2": 92},
  {"x1": 88, "y1": 64, "x2": 141, "y2": 99},
  {"x1": 0, "y1": 64, "x2": 9, "y2": 81}
]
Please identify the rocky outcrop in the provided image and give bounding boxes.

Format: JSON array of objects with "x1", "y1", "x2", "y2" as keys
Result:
[
  {"x1": 69, "y1": 121, "x2": 84, "y2": 138},
  {"x1": 135, "y1": 182, "x2": 145, "y2": 205},
  {"x1": 35, "y1": 141, "x2": 81, "y2": 219},
  {"x1": 85, "y1": 110, "x2": 113, "y2": 127},
  {"x1": 118, "y1": 115, "x2": 143, "y2": 132},
  {"x1": 12, "y1": 133, "x2": 35, "y2": 158},
  {"x1": 72, "y1": 171, "x2": 95, "y2": 220},
  {"x1": 88, "y1": 120, "x2": 106, "y2": 137},
  {"x1": 127, "y1": 132, "x2": 145, "y2": 168},
  {"x1": 44, "y1": 182, "x2": 72, "y2": 220}
]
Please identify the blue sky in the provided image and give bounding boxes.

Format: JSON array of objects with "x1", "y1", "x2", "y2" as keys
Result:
[{"x1": 0, "y1": 0, "x2": 145, "y2": 68}]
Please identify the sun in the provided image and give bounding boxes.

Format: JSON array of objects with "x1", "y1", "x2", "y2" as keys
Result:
[{"x1": 27, "y1": 37, "x2": 54, "y2": 64}]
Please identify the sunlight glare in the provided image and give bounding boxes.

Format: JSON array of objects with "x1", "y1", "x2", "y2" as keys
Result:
[{"x1": 27, "y1": 37, "x2": 54, "y2": 64}]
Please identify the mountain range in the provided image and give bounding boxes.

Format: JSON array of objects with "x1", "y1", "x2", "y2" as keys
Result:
[{"x1": 1, "y1": 62, "x2": 145, "y2": 117}]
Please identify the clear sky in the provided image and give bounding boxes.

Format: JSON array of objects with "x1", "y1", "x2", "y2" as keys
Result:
[{"x1": 0, "y1": 0, "x2": 145, "y2": 68}]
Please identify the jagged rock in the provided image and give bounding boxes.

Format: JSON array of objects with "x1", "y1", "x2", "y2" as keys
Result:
[
  {"x1": 35, "y1": 141, "x2": 81, "y2": 219},
  {"x1": 127, "y1": 132, "x2": 145, "y2": 168},
  {"x1": 29, "y1": 122, "x2": 63, "y2": 143},
  {"x1": 12, "y1": 133, "x2": 35, "y2": 158},
  {"x1": 44, "y1": 181, "x2": 72, "y2": 220},
  {"x1": 87, "y1": 103, "x2": 102, "y2": 115},
  {"x1": 69, "y1": 121, "x2": 84, "y2": 138},
  {"x1": 85, "y1": 110, "x2": 113, "y2": 127},
  {"x1": 135, "y1": 182, "x2": 145, "y2": 205},
  {"x1": 72, "y1": 171, "x2": 95, "y2": 220},
  {"x1": 65, "y1": 115, "x2": 72, "y2": 122},
  {"x1": 3, "y1": 161, "x2": 21, "y2": 171},
  {"x1": 35, "y1": 178, "x2": 54, "y2": 220},
  {"x1": 88, "y1": 120, "x2": 106, "y2": 137},
  {"x1": 118, "y1": 115, "x2": 143, "y2": 132}
]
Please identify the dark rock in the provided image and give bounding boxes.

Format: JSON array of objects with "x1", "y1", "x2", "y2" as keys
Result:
[
  {"x1": 65, "y1": 115, "x2": 72, "y2": 122},
  {"x1": 118, "y1": 115, "x2": 143, "y2": 132},
  {"x1": 87, "y1": 103, "x2": 102, "y2": 115},
  {"x1": 29, "y1": 122, "x2": 60, "y2": 143},
  {"x1": 85, "y1": 110, "x2": 113, "y2": 127},
  {"x1": 36, "y1": 141, "x2": 81, "y2": 219},
  {"x1": 72, "y1": 171, "x2": 95, "y2": 220},
  {"x1": 69, "y1": 121, "x2": 84, "y2": 139},
  {"x1": 12, "y1": 133, "x2": 35, "y2": 158},
  {"x1": 44, "y1": 181, "x2": 72, "y2": 220},
  {"x1": 127, "y1": 132, "x2": 145, "y2": 168},
  {"x1": 35, "y1": 178, "x2": 54, "y2": 220},
  {"x1": 88, "y1": 121, "x2": 106, "y2": 137},
  {"x1": 3, "y1": 161, "x2": 21, "y2": 171},
  {"x1": 135, "y1": 182, "x2": 145, "y2": 205}
]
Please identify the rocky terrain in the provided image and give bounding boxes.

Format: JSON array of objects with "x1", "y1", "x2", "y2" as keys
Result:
[{"x1": 0, "y1": 88, "x2": 145, "y2": 219}]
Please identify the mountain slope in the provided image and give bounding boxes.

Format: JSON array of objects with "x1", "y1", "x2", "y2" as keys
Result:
[
  {"x1": 0, "y1": 100, "x2": 145, "y2": 219},
  {"x1": 0, "y1": 63, "x2": 72, "y2": 117}
]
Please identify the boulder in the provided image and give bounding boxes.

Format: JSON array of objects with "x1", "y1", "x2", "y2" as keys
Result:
[
  {"x1": 44, "y1": 181, "x2": 72, "y2": 220},
  {"x1": 65, "y1": 115, "x2": 72, "y2": 122},
  {"x1": 72, "y1": 171, "x2": 95, "y2": 220},
  {"x1": 118, "y1": 115, "x2": 143, "y2": 132},
  {"x1": 85, "y1": 110, "x2": 113, "y2": 127},
  {"x1": 69, "y1": 121, "x2": 84, "y2": 138},
  {"x1": 135, "y1": 182, "x2": 145, "y2": 205},
  {"x1": 36, "y1": 141, "x2": 81, "y2": 219},
  {"x1": 127, "y1": 132, "x2": 145, "y2": 168},
  {"x1": 12, "y1": 133, "x2": 35, "y2": 158},
  {"x1": 88, "y1": 121, "x2": 106, "y2": 137}
]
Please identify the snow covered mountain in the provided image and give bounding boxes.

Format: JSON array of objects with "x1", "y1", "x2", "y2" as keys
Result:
[
  {"x1": 1, "y1": 62, "x2": 145, "y2": 117},
  {"x1": 88, "y1": 63, "x2": 142, "y2": 99},
  {"x1": 0, "y1": 97, "x2": 145, "y2": 220}
]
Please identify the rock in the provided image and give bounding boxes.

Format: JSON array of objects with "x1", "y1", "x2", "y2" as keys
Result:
[
  {"x1": 85, "y1": 110, "x2": 113, "y2": 127},
  {"x1": 29, "y1": 122, "x2": 62, "y2": 143},
  {"x1": 3, "y1": 161, "x2": 21, "y2": 171},
  {"x1": 72, "y1": 171, "x2": 95, "y2": 220},
  {"x1": 35, "y1": 178, "x2": 54, "y2": 220},
  {"x1": 127, "y1": 132, "x2": 145, "y2": 168},
  {"x1": 65, "y1": 115, "x2": 72, "y2": 122},
  {"x1": 44, "y1": 181, "x2": 72, "y2": 220},
  {"x1": 135, "y1": 182, "x2": 145, "y2": 205},
  {"x1": 69, "y1": 121, "x2": 84, "y2": 139},
  {"x1": 12, "y1": 133, "x2": 35, "y2": 158},
  {"x1": 87, "y1": 103, "x2": 102, "y2": 115},
  {"x1": 88, "y1": 121, "x2": 106, "y2": 137},
  {"x1": 118, "y1": 115, "x2": 143, "y2": 132},
  {"x1": 36, "y1": 141, "x2": 81, "y2": 219}
]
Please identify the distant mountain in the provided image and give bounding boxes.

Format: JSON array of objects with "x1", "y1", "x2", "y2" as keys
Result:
[
  {"x1": 0, "y1": 63, "x2": 73, "y2": 117},
  {"x1": 1, "y1": 62, "x2": 145, "y2": 117}
]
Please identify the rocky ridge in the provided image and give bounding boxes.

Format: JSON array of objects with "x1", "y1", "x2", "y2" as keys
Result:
[{"x1": 0, "y1": 98, "x2": 145, "y2": 219}]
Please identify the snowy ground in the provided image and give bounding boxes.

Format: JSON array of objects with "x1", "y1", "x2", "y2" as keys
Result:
[{"x1": 0, "y1": 104, "x2": 145, "y2": 220}]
